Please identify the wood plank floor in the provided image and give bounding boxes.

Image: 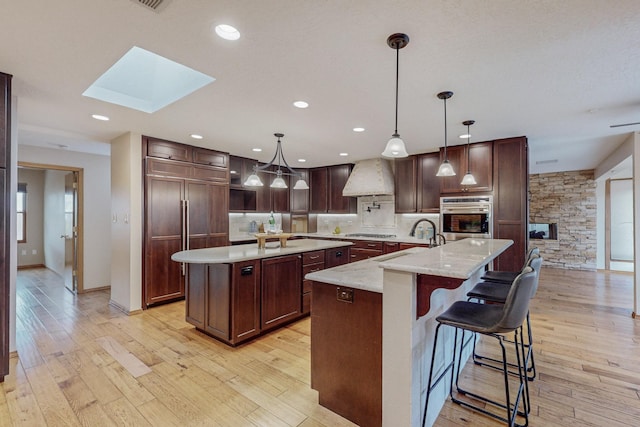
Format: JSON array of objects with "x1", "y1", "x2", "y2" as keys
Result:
[{"x1": 1, "y1": 267, "x2": 639, "y2": 426}]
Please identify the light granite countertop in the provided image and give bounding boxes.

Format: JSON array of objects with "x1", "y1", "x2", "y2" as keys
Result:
[
  {"x1": 305, "y1": 238, "x2": 513, "y2": 293},
  {"x1": 171, "y1": 238, "x2": 353, "y2": 264},
  {"x1": 230, "y1": 232, "x2": 432, "y2": 245}
]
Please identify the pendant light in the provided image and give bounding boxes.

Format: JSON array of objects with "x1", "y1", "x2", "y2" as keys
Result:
[
  {"x1": 244, "y1": 133, "x2": 309, "y2": 189},
  {"x1": 436, "y1": 91, "x2": 456, "y2": 176},
  {"x1": 381, "y1": 33, "x2": 410, "y2": 158},
  {"x1": 460, "y1": 120, "x2": 477, "y2": 185}
]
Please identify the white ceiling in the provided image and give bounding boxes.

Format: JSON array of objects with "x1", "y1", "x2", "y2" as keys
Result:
[{"x1": 2, "y1": 0, "x2": 639, "y2": 174}]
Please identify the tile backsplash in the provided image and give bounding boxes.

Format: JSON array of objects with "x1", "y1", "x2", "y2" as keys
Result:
[{"x1": 229, "y1": 195, "x2": 440, "y2": 240}]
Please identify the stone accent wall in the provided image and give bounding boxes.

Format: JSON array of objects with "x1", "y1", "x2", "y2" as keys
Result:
[{"x1": 529, "y1": 170, "x2": 596, "y2": 270}]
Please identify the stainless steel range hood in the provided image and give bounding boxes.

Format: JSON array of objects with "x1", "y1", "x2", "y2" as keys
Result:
[{"x1": 342, "y1": 158, "x2": 395, "y2": 197}]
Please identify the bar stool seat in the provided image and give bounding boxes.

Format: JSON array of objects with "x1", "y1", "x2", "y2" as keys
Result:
[
  {"x1": 423, "y1": 268, "x2": 537, "y2": 427},
  {"x1": 481, "y1": 247, "x2": 539, "y2": 283}
]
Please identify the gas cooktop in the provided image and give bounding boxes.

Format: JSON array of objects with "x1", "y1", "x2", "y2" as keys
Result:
[{"x1": 344, "y1": 233, "x2": 397, "y2": 238}]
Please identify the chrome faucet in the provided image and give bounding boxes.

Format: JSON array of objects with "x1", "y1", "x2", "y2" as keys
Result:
[{"x1": 409, "y1": 218, "x2": 446, "y2": 247}]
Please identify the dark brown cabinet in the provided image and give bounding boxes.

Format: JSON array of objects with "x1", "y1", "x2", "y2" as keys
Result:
[
  {"x1": 492, "y1": 137, "x2": 528, "y2": 271},
  {"x1": 261, "y1": 254, "x2": 302, "y2": 330},
  {"x1": 349, "y1": 240, "x2": 384, "y2": 262},
  {"x1": 186, "y1": 260, "x2": 261, "y2": 345},
  {"x1": 143, "y1": 137, "x2": 229, "y2": 307},
  {"x1": 325, "y1": 246, "x2": 350, "y2": 268},
  {"x1": 229, "y1": 155, "x2": 293, "y2": 213},
  {"x1": 394, "y1": 152, "x2": 440, "y2": 213},
  {"x1": 302, "y1": 251, "x2": 325, "y2": 314},
  {"x1": 310, "y1": 165, "x2": 356, "y2": 213},
  {"x1": 440, "y1": 142, "x2": 493, "y2": 194}
]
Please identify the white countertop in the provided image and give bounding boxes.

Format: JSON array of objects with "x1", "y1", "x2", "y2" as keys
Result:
[
  {"x1": 305, "y1": 238, "x2": 513, "y2": 293},
  {"x1": 229, "y1": 232, "x2": 432, "y2": 246},
  {"x1": 171, "y1": 238, "x2": 353, "y2": 264}
]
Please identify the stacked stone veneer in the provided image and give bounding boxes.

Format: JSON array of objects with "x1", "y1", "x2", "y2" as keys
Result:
[{"x1": 529, "y1": 170, "x2": 596, "y2": 270}]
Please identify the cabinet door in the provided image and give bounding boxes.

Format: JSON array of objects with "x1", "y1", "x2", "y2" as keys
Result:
[
  {"x1": 290, "y1": 169, "x2": 310, "y2": 213},
  {"x1": 232, "y1": 261, "x2": 261, "y2": 342},
  {"x1": 417, "y1": 152, "x2": 441, "y2": 212},
  {"x1": 144, "y1": 176, "x2": 185, "y2": 306},
  {"x1": 192, "y1": 147, "x2": 228, "y2": 168},
  {"x1": 185, "y1": 264, "x2": 206, "y2": 329},
  {"x1": 271, "y1": 171, "x2": 290, "y2": 213},
  {"x1": 146, "y1": 137, "x2": 191, "y2": 162},
  {"x1": 467, "y1": 141, "x2": 493, "y2": 193},
  {"x1": 328, "y1": 164, "x2": 356, "y2": 213},
  {"x1": 384, "y1": 242, "x2": 400, "y2": 253},
  {"x1": 493, "y1": 137, "x2": 528, "y2": 271},
  {"x1": 255, "y1": 163, "x2": 272, "y2": 212},
  {"x1": 394, "y1": 156, "x2": 417, "y2": 213},
  {"x1": 439, "y1": 145, "x2": 466, "y2": 193},
  {"x1": 326, "y1": 247, "x2": 350, "y2": 267},
  {"x1": 208, "y1": 183, "x2": 229, "y2": 245},
  {"x1": 310, "y1": 167, "x2": 328, "y2": 212},
  {"x1": 261, "y1": 255, "x2": 302, "y2": 330},
  {"x1": 186, "y1": 181, "x2": 210, "y2": 251}
]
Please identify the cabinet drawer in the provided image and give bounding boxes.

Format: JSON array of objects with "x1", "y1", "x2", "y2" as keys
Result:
[
  {"x1": 193, "y1": 147, "x2": 228, "y2": 168},
  {"x1": 192, "y1": 164, "x2": 229, "y2": 182},
  {"x1": 350, "y1": 248, "x2": 382, "y2": 262},
  {"x1": 147, "y1": 138, "x2": 191, "y2": 161},
  {"x1": 303, "y1": 279, "x2": 313, "y2": 293},
  {"x1": 303, "y1": 250, "x2": 325, "y2": 265},
  {"x1": 303, "y1": 262, "x2": 324, "y2": 277},
  {"x1": 351, "y1": 240, "x2": 383, "y2": 251}
]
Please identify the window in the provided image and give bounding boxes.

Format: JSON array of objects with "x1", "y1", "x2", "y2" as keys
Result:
[{"x1": 17, "y1": 183, "x2": 27, "y2": 243}]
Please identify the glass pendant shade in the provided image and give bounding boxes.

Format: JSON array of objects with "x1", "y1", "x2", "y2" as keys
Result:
[
  {"x1": 382, "y1": 134, "x2": 409, "y2": 158},
  {"x1": 270, "y1": 175, "x2": 287, "y2": 188},
  {"x1": 436, "y1": 159, "x2": 456, "y2": 177},
  {"x1": 244, "y1": 173, "x2": 264, "y2": 186},
  {"x1": 293, "y1": 178, "x2": 309, "y2": 190},
  {"x1": 460, "y1": 172, "x2": 477, "y2": 185}
]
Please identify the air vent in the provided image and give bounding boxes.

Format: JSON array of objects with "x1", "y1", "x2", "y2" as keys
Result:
[{"x1": 132, "y1": 0, "x2": 167, "y2": 11}]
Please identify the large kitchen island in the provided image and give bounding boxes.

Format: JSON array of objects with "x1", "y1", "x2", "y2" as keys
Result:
[
  {"x1": 306, "y1": 238, "x2": 513, "y2": 427},
  {"x1": 171, "y1": 238, "x2": 352, "y2": 346}
]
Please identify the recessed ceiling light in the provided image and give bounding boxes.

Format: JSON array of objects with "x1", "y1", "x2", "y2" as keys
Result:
[
  {"x1": 190, "y1": 134, "x2": 203, "y2": 139},
  {"x1": 353, "y1": 127, "x2": 365, "y2": 132},
  {"x1": 252, "y1": 148, "x2": 262, "y2": 152},
  {"x1": 339, "y1": 153, "x2": 349, "y2": 157},
  {"x1": 215, "y1": 24, "x2": 240, "y2": 41},
  {"x1": 293, "y1": 101, "x2": 309, "y2": 109},
  {"x1": 298, "y1": 159, "x2": 306, "y2": 163},
  {"x1": 92, "y1": 114, "x2": 109, "y2": 121}
]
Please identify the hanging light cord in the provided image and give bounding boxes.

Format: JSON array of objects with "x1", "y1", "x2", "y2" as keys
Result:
[
  {"x1": 466, "y1": 123, "x2": 471, "y2": 173},
  {"x1": 443, "y1": 97, "x2": 448, "y2": 159},
  {"x1": 394, "y1": 45, "x2": 399, "y2": 136}
]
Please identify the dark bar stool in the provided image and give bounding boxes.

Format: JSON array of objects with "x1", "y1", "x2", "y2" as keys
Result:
[
  {"x1": 468, "y1": 254, "x2": 543, "y2": 381},
  {"x1": 481, "y1": 247, "x2": 539, "y2": 283},
  {"x1": 422, "y1": 268, "x2": 537, "y2": 427}
]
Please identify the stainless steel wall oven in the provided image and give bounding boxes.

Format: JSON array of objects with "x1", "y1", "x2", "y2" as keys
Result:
[{"x1": 440, "y1": 195, "x2": 492, "y2": 241}]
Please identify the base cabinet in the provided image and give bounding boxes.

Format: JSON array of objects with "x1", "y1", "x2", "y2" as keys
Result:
[
  {"x1": 311, "y1": 282, "x2": 382, "y2": 427},
  {"x1": 261, "y1": 254, "x2": 302, "y2": 330}
]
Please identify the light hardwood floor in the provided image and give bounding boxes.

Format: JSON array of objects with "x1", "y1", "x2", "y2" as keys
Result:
[{"x1": 1, "y1": 267, "x2": 639, "y2": 426}]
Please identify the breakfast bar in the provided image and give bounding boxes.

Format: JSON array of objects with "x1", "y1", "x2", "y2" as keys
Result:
[{"x1": 305, "y1": 238, "x2": 513, "y2": 427}]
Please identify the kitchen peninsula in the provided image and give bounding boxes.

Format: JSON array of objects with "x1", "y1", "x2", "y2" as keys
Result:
[
  {"x1": 306, "y1": 238, "x2": 513, "y2": 427},
  {"x1": 171, "y1": 238, "x2": 352, "y2": 346}
]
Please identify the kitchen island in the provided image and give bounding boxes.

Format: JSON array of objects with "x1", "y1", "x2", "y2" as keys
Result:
[
  {"x1": 171, "y1": 238, "x2": 352, "y2": 346},
  {"x1": 306, "y1": 238, "x2": 513, "y2": 427}
]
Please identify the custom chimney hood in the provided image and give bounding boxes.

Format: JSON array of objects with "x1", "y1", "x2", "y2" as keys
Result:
[{"x1": 342, "y1": 158, "x2": 395, "y2": 197}]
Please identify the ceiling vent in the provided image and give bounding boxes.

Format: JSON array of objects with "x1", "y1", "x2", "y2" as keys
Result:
[{"x1": 132, "y1": 0, "x2": 168, "y2": 11}]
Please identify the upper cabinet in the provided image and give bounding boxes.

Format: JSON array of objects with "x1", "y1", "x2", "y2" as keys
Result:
[
  {"x1": 394, "y1": 152, "x2": 440, "y2": 213},
  {"x1": 310, "y1": 164, "x2": 357, "y2": 213},
  {"x1": 439, "y1": 141, "x2": 493, "y2": 194},
  {"x1": 229, "y1": 155, "x2": 294, "y2": 213}
]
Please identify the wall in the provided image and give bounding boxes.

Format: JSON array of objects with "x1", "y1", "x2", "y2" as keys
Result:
[
  {"x1": 17, "y1": 168, "x2": 44, "y2": 267},
  {"x1": 529, "y1": 170, "x2": 597, "y2": 270},
  {"x1": 18, "y1": 145, "x2": 111, "y2": 290},
  {"x1": 110, "y1": 132, "x2": 143, "y2": 313}
]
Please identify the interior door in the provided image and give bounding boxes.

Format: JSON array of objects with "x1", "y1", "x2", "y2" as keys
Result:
[{"x1": 63, "y1": 172, "x2": 78, "y2": 293}]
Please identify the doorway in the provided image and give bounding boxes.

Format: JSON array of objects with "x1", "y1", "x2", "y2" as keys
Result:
[{"x1": 17, "y1": 162, "x2": 84, "y2": 293}]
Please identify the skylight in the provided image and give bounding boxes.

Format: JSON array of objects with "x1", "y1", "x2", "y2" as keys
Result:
[{"x1": 82, "y1": 46, "x2": 215, "y2": 113}]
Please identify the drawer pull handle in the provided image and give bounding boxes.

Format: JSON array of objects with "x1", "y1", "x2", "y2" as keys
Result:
[
  {"x1": 335, "y1": 251, "x2": 343, "y2": 257},
  {"x1": 240, "y1": 266, "x2": 253, "y2": 276},
  {"x1": 310, "y1": 255, "x2": 320, "y2": 259}
]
